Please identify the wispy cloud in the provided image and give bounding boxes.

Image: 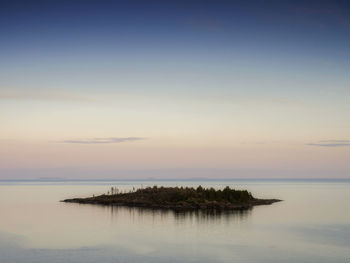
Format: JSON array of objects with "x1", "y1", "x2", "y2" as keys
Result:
[
  {"x1": 60, "y1": 137, "x2": 146, "y2": 144},
  {"x1": 306, "y1": 140, "x2": 350, "y2": 147},
  {"x1": 0, "y1": 88, "x2": 95, "y2": 102}
]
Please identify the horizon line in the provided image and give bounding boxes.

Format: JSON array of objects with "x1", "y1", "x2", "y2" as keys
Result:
[{"x1": 1, "y1": 178, "x2": 350, "y2": 182}]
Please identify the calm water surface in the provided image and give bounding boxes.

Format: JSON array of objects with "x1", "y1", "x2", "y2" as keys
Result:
[{"x1": 0, "y1": 180, "x2": 349, "y2": 263}]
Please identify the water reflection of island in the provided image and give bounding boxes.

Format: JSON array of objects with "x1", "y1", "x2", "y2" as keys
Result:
[
  {"x1": 108, "y1": 205, "x2": 253, "y2": 224},
  {"x1": 63, "y1": 186, "x2": 281, "y2": 211}
]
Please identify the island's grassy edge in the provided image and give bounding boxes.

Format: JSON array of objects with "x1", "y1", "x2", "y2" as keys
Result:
[{"x1": 61, "y1": 198, "x2": 283, "y2": 211}]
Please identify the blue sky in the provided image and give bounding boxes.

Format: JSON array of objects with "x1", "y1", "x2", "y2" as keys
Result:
[{"x1": 0, "y1": 0, "x2": 349, "y2": 179}]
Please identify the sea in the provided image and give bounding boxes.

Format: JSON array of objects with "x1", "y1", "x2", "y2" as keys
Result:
[{"x1": 0, "y1": 179, "x2": 349, "y2": 263}]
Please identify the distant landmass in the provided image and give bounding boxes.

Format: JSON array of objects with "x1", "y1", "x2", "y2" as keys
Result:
[{"x1": 62, "y1": 186, "x2": 281, "y2": 211}]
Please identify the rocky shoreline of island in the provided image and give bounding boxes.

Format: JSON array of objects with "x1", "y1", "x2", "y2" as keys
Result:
[{"x1": 62, "y1": 186, "x2": 281, "y2": 211}]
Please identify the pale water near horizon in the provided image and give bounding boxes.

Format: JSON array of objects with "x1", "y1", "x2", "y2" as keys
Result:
[{"x1": 0, "y1": 180, "x2": 349, "y2": 262}]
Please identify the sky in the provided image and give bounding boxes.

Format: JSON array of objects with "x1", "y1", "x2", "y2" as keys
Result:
[{"x1": 0, "y1": 0, "x2": 350, "y2": 179}]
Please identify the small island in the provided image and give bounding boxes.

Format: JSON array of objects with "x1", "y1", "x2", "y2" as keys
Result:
[{"x1": 63, "y1": 186, "x2": 281, "y2": 211}]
